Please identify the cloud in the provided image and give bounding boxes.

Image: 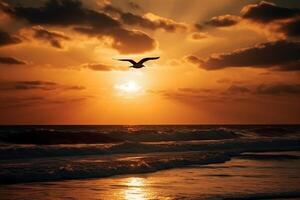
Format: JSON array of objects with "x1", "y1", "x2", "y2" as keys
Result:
[
  {"x1": 14, "y1": 81, "x2": 58, "y2": 90},
  {"x1": 0, "y1": 96, "x2": 45, "y2": 108},
  {"x1": 194, "y1": 23, "x2": 204, "y2": 31},
  {"x1": 153, "y1": 83, "x2": 300, "y2": 104},
  {"x1": 4, "y1": 0, "x2": 119, "y2": 27},
  {"x1": 81, "y1": 63, "x2": 128, "y2": 71},
  {"x1": 0, "y1": 31, "x2": 24, "y2": 65},
  {"x1": 185, "y1": 55, "x2": 203, "y2": 65},
  {"x1": 178, "y1": 88, "x2": 213, "y2": 94},
  {"x1": 64, "y1": 85, "x2": 85, "y2": 90},
  {"x1": 102, "y1": 4, "x2": 187, "y2": 32},
  {"x1": 189, "y1": 32, "x2": 209, "y2": 40},
  {"x1": 278, "y1": 17, "x2": 300, "y2": 38},
  {"x1": 153, "y1": 87, "x2": 214, "y2": 97},
  {"x1": 224, "y1": 83, "x2": 300, "y2": 96},
  {"x1": 3, "y1": 0, "x2": 156, "y2": 54},
  {"x1": 205, "y1": 15, "x2": 240, "y2": 27},
  {"x1": 276, "y1": 60, "x2": 300, "y2": 71},
  {"x1": 0, "y1": 56, "x2": 26, "y2": 65},
  {"x1": 0, "y1": 30, "x2": 22, "y2": 47},
  {"x1": 256, "y1": 83, "x2": 300, "y2": 95},
  {"x1": 241, "y1": 1, "x2": 300, "y2": 23},
  {"x1": 0, "y1": 80, "x2": 85, "y2": 91},
  {"x1": 226, "y1": 83, "x2": 300, "y2": 96},
  {"x1": 151, "y1": 87, "x2": 229, "y2": 103},
  {"x1": 120, "y1": 12, "x2": 187, "y2": 32},
  {"x1": 47, "y1": 96, "x2": 90, "y2": 104},
  {"x1": 31, "y1": 26, "x2": 70, "y2": 48},
  {"x1": 75, "y1": 26, "x2": 156, "y2": 54},
  {"x1": 0, "y1": 95, "x2": 89, "y2": 108},
  {"x1": 190, "y1": 2, "x2": 300, "y2": 72},
  {"x1": 196, "y1": 1, "x2": 300, "y2": 38},
  {"x1": 226, "y1": 85, "x2": 250, "y2": 94},
  {"x1": 240, "y1": 1, "x2": 300, "y2": 38},
  {"x1": 187, "y1": 40, "x2": 300, "y2": 71},
  {"x1": 0, "y1": 1, "x2": 13, "y2": 17}
]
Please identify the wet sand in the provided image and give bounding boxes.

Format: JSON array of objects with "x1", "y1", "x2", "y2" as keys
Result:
[{"x1": 1, "y1": 151, "x2": 299, "y2": 200}]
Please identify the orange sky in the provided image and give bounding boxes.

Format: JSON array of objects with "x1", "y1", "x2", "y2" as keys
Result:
[{"x1": 0, "y1": 0, "x2": 300, "y2": 124}]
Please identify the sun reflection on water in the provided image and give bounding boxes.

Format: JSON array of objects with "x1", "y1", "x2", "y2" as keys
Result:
[
  {"x1": 123, "y1": 177, "x2": 147, "y2": 200},
  {"x1": 127, "y1": 177, "x2": 144, "y2": 187}
]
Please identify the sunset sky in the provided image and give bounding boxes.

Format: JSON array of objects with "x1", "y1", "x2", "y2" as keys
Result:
[{"x1": 0, "y1": 0, "x2": 300, "y2": 124}]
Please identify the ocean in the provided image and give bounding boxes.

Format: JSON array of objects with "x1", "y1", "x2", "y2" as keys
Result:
[{"x1": 0, "y1": 125, "x2": 299, "y2": 199}]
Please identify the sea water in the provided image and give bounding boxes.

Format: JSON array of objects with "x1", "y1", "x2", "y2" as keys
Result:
[{"x1": 0, "y1": 125, "x2": 299, "y2": 199}]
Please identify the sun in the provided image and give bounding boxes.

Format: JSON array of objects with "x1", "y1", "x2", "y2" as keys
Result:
[{"x1": 114, "y1": 81, "x2": 142, "y2": 94}]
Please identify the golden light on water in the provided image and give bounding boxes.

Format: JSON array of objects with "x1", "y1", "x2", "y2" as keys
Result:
[
  {"x1": 123, "y1": 177, "x2": 147, "y2": 200},
  {"x1": 127, "y1": 177, "x2": 145, "y2": 187}
]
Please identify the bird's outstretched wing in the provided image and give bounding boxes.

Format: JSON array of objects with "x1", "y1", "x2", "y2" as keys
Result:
[
  {"x1": 138, "y1": 57, "x2": 160, "y2": 64},
  {"x1": 116, "y1": 59, "x2": 137, "y2": 65}
]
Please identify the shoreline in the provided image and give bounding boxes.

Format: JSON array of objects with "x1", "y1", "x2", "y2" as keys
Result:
[{"x1": 1, "y1": 149, "x2": 299, "y2": 185}]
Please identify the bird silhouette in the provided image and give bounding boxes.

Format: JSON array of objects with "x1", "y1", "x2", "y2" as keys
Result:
[{"x1": 116, "y1": 57, "x2": 160, "y2": 68}]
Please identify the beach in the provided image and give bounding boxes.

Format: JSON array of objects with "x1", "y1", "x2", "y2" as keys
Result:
[{"x1": 0, "y1": 125, "x2": 299, "y2": 199}]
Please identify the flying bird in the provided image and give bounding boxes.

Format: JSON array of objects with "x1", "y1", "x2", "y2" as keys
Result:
[{"x1": 116, "y1": 57, "x2": 160, "y2": 68}]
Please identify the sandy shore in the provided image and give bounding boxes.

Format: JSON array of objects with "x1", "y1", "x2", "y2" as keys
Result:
[{"x1": 1, "y1": 151, "x2": 299, "y2": 200}]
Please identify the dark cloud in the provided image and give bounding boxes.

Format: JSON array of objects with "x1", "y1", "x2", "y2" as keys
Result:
[
  {"x1": 278, "y1": 17, "x2": 300, "y2": 38},
  {"x1": 0, "y1": 30, "x2": 22, "y2": 47},
  {"x1": 226, "y1": 85, "x2": 250, "y2": 94},
  {"x1": 190, "y1": 2, "x2": 300, "y2": 74},
  {"x1": 121, "y1": 12, "x2": 156, "y2": 29},
  {"x1": 0, "y1": 56, "x2": 26, "y2": 65},
  {"x1": 0, "y1": 31, "x2": 24, "y2": 65},
  {"x1": 102, "y1": 4, "x2": 187, "y2": 32},
  {"x1": 0, "y1": 95, "x2": 89, "y2": 108},
  {"x1": 276, "y1": 60, "x2": 300, "y2": 71},
  {"x1": 194, "y1": 23, "x2": 204, "y2": 31},
  {"x1": 32, "y1": 26, "x2": 70, "y2": 48},
  {"x1": 197, "y1": 1, "x2": 300, "y2": 38},
  {"x1": 0, "y1": 80, "x2": 85, "y2": 91},
  {"x1": 256, "y1": 83, "x2": 300, "y2": 95},
  {"x1": 187, "y1": 40, "x2": 300, "y2": 71},
  {"x1": 0, "y1": 96, "x2": 45, "y2": 108},
  {"x1": 75, "y1": 26, "x2": 156, "y2": 54},
  {"x1": 189, "y1": 32, "x2": 209, "y2": 40},
  {"x1": 241, "y1": 1, "x2": 300, "y2": 38},
  {"x1": 82, "y1": 63, "x2": 128, "y2": 71},
  {"x1": 205, "y1": 15, "x2": 240, "y2": 27},
  {"x1": 151, "y1": 88, "x2": 230, "y2": 103},
  {"x1": 47, "y1": 96, "x2": 90, "y2": 105},
  {"x1": 185, "y1": 55, "x2": 203, "y2": 65},
  {"x1": 120, "y1": 12, "x2": 187, "y2": 32},
  {"x1": 110, "y1": 28, "x2": 156, "y2": 54},
  {"x1": 226, "y1": 83, "x2": 300, "y2": 96},
  {"x1": 153, "y1": 83, "x2": 300, "y2": 104},
  {"x1": 241, "y1": 1, "x2": 300, "y2": 23},
  {"x1": 217, "y1": 78, "x2": 247, "y2": 84},
  {"x1": 3, "y1": 0, "x2": 156, "y2": 54},
  {"x1": 5, "y1": 0, "x2": 119, "y2": 27},
  {"x1": 178, "y1": 88, "x2": 213, "y2": 93},
  {"x1": 14, "y1": 81, "x2": 57, "y2": 90},
  {"x1": 0, "y1": 1, "x2": 13, "y2": 16},
  {"x1": 64, "y1": 85, "x2": 85, "y2": 90}
]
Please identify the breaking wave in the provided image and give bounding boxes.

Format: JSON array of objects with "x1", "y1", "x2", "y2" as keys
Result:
[{"x1": 0, "y1": 125, "x2": 299, "y2": 184}]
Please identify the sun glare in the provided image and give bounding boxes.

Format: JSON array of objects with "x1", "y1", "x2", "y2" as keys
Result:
[{"x1": 114, "y1": 81, "x2": 142, "y2": 94}]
